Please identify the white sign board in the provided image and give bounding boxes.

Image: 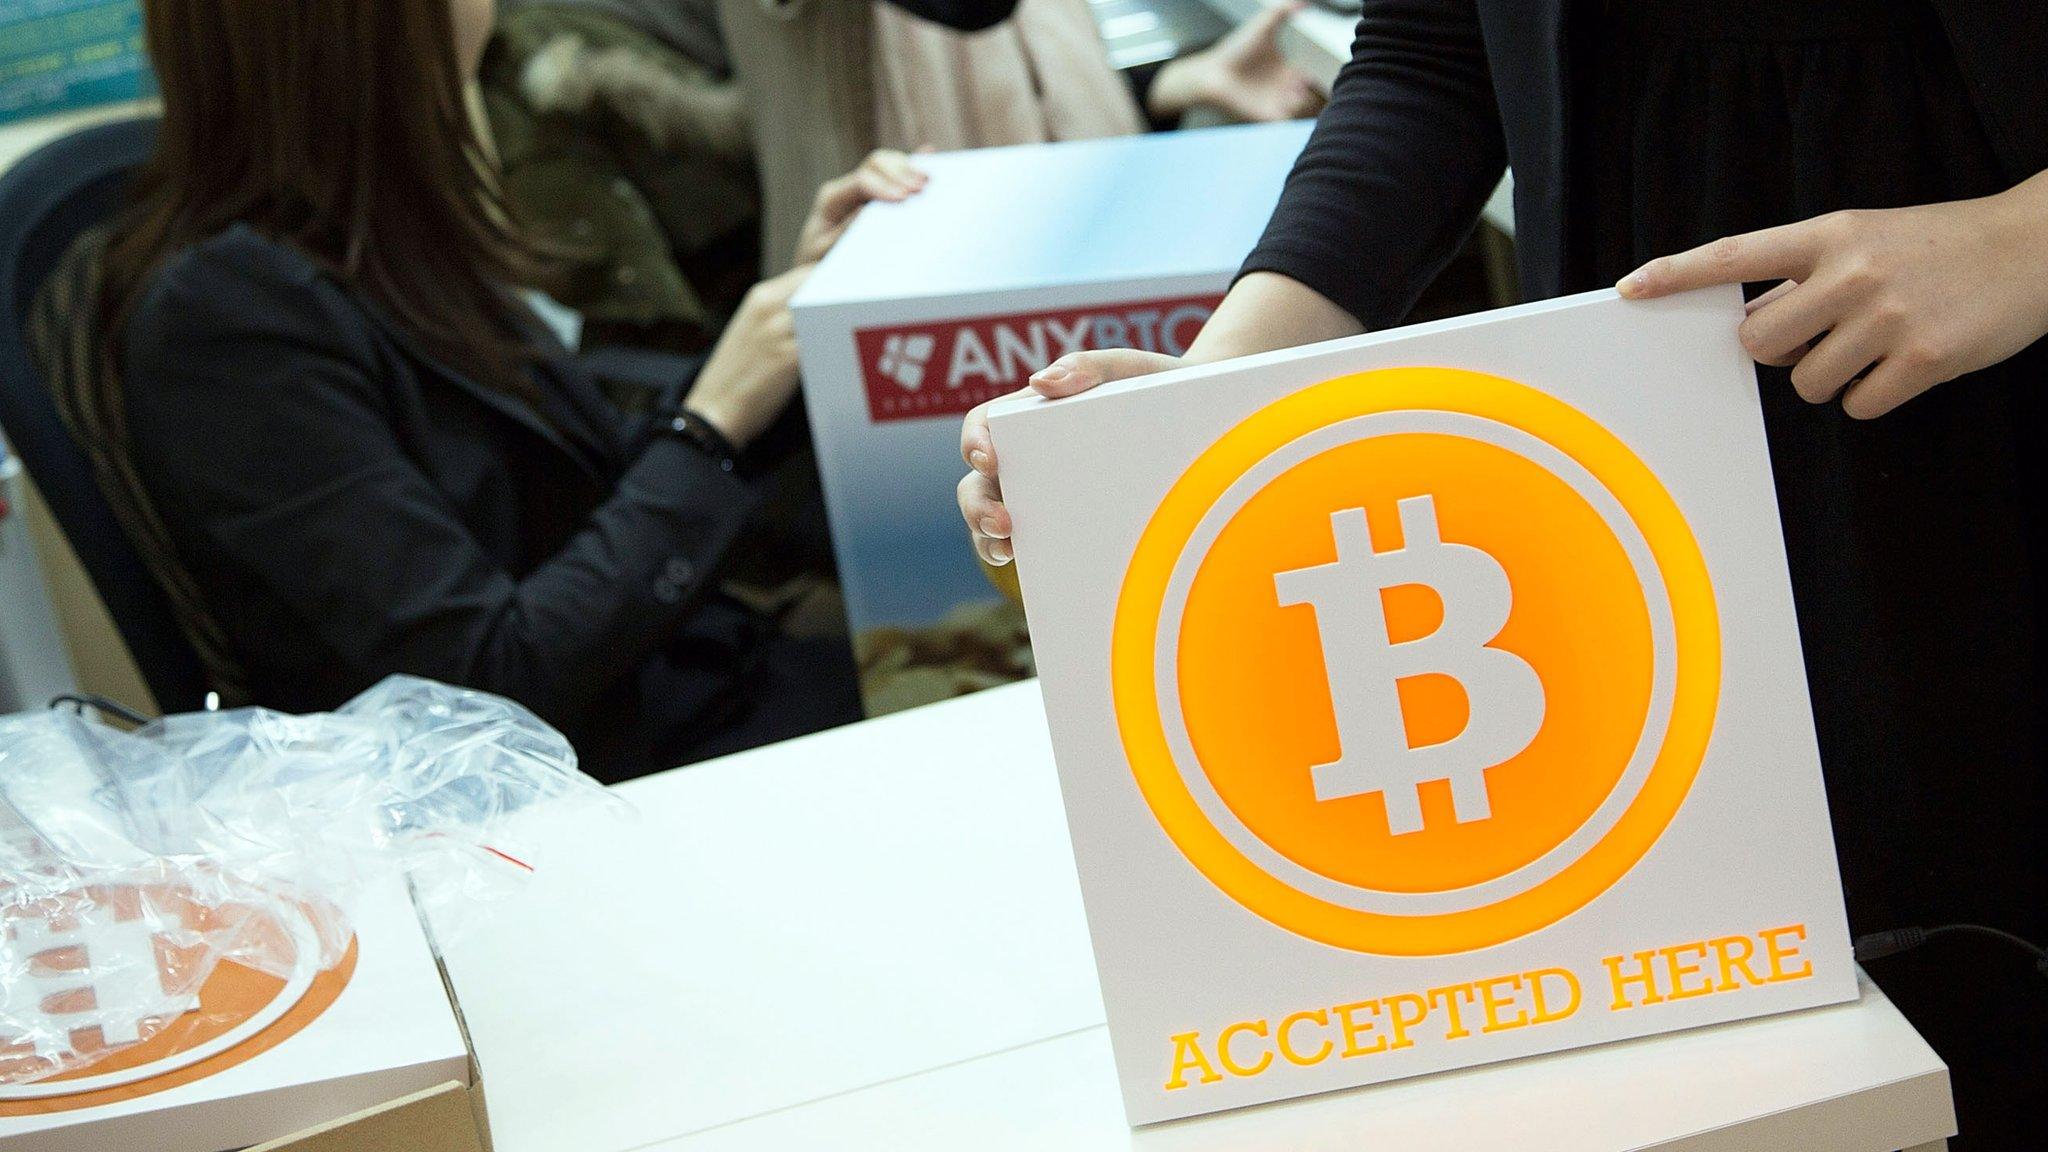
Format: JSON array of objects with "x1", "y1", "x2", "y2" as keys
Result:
[{"x1": 989, "y1": 287, "x2": 1855, "y2": 1123}]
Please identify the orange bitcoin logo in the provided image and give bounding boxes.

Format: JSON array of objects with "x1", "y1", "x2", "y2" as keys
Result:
[
  {"x1": 0, "y1": 884, "x2": 355, "y2": 1114},
  {"x1": 1112, "y1": 367, "x2": 1720, "y2": 955}
]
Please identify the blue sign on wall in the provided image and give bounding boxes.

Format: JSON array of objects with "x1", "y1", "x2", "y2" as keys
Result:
[{"x1": 1, "y1": 1, "x2": 153, "y2": 126}]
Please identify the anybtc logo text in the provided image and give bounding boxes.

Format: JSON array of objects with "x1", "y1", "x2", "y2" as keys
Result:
[{"x1": 855, "y1": 294, "x2": 1221, "y2": 423}]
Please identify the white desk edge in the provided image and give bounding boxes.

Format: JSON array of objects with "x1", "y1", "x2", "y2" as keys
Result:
[{"x1": 447, "y1": 682, "x2": 1954, "y2": 1152}]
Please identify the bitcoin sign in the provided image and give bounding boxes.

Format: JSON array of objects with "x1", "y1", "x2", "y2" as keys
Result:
[
  {"x1": 1276, "y1": 495, "x2": 1544, "y2": 828},
  {"x1": 989, "y1": 287, "x2": 1853, "y2": 1123}
]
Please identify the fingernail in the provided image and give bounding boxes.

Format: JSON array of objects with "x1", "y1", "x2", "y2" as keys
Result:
[
  {"x1": 990, "y1": 540, "x2": 1013, "y2": 564},
  {"x1": 1032, "y1": 364, "x2": 1071, "y2": 386},
  {"x1": 1617, "y1": 270, "x2": 1647, "y2": 297},
  {"x1": 980, "y1": 516, "x2": 1008, "y2": 540},
  {"x1": 968, "y1": 448, "x2": 991, "y2": 474}
]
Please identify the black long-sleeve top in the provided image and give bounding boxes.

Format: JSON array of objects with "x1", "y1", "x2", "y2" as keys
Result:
[
  {"x1": 119, "y1": 224, "x2": 772, "y2": 773},
  {"x1": 1237, "y1": 0, "x2": 2047, "y2": 329}
]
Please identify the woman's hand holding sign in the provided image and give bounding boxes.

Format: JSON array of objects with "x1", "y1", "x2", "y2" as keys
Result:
[
  {"x1": 959, "y1": 350, "x2": 1182, "y2": 566},
  {"x1": 959, "y1": 272, "x2": 1361, "y2": 566},
  {"x1": 1618, "y1": 171, "x2": 2048, "y2": 419}
]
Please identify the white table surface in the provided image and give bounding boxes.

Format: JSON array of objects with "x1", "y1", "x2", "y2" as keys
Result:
[{"x1": 443, "y1": 681, "x2": 1954, "y2": 1152}]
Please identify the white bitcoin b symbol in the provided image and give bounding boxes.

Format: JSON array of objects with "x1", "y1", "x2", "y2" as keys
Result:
[{"x1": 1274, "y1": 494, "x2": 1545, "y2": 835}]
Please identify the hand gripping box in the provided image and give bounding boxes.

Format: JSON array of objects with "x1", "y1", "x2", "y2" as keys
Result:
[
  {"x1": 0, "y1": 879, "x2": 479, "y2": 1152},
  {"x1": 988, "y1": 287, "x2": 1857, "y2": 1123},
  {"x1": 791, "y1": 120, "x2": 1313, "y2": 715}
]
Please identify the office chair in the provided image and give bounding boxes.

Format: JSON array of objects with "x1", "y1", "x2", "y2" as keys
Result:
[{"x1": 0, "y1": 117, "x2": 208, "y2": 714}]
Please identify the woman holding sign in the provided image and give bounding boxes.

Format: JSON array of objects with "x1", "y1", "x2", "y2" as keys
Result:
[{"x1": 959, "y1": 2, "x2": 2047, "y2": 1145}]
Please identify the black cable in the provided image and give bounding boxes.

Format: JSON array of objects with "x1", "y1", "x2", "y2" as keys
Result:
[
  {"x1": 1855, "y1": 923, "x2": 2048, "y2": 980},
  {"x1": 47, "y1": 692, "x2": 152, "y2": 729}
]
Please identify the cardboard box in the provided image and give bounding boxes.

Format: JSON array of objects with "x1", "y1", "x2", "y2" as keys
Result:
[
  {"x1": 251, "y1": 940, "x2": 490, "y2": 1152},
  {"x1": 989, "y1": 287, "x2": 1855, "y2": 1122},
  {"x1": 791, "y1": 120, "x2": 1312, "y2": 714},
  {"x1": 0, "y1": 879, "x2": 478, "y2": 1152},
  {"x1": 250, "y1": 1077, "x2": 486, "y2": 1152}
]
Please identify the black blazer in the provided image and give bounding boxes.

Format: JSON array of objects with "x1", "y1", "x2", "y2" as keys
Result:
[
  {"x1": 1243, "y1": 0, "x2": 2048, "y2": 329},
  {"x1": 120, "y1": 225, "x2": 772, "y2": 769}
]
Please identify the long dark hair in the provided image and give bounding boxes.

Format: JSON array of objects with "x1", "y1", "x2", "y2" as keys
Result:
[{"x1": 101, "y1": 0, "x2": 547, "y2": 397}]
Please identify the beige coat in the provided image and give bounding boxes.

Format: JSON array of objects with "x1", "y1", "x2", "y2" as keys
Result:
[
  {"x1": 716, "y1": 0, "x2": 883, "y2": 274},
  {"x1": 717, "y1": 0, "x2": 1142, "y2": 274}
]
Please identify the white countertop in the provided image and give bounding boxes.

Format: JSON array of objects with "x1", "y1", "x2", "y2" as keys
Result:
[
  {"x1": 442, "y1": 682, "x2": 1953, "y2": 1151},
  {"x1": 439, "y1": 683, "x2": 1102, "y2": 1151}
]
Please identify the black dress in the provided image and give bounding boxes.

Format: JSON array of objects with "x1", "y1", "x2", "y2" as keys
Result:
[
  {"x1": 1253, "y1": 1, "x2": 2046, "y2": 1144},
  {"x1": 1573, "y1": 6, "x2": 2046, "y2": 1146}
]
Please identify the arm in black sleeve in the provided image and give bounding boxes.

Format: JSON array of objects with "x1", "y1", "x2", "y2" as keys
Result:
[
  {"x1": 121, "y1": 251, "x2": 764, "y2": 731},
  {"x1": 1238, "y1": 0, "x2": 1507, "y2": 329},
  {"x1": 880, "y1": 0, "x2": 1018, "y2": 32}
]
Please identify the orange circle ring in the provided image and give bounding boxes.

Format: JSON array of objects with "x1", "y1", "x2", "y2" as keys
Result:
[{"x1": 1110, "y1": 366, "x2": 1722, "y2": 956}]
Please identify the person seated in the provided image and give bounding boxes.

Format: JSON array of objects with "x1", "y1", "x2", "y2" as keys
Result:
[{"x1": 28, "y1": 0, "x2": 929, "y2": 781}]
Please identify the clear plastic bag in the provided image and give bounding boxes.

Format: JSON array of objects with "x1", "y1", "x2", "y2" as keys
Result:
[{"x1": 0, "y1": 676, "x2": 620, "y2": 1086}]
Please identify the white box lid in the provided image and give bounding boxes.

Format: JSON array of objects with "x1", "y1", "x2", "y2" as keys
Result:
[{"x1": 794, "y1": 120, "x2": 1314, "y2": 309}]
